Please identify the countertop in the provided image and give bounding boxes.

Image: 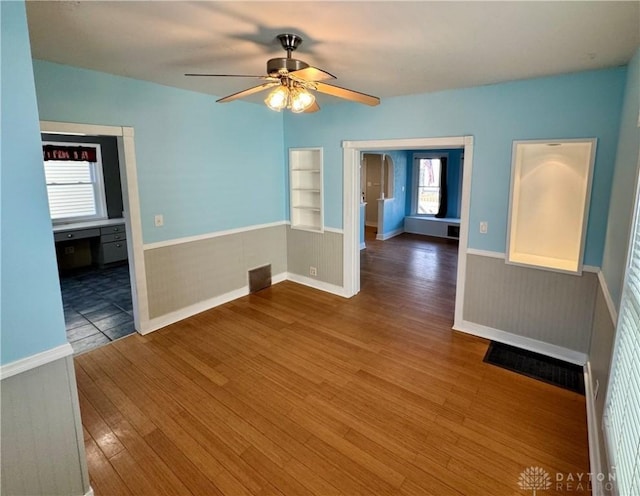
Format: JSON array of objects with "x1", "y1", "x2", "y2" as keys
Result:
[{"x1": 53, "y1": 218, "x2": 125, "y2": 233}]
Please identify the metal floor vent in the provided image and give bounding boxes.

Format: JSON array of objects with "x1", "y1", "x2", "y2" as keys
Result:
[{"x1": 248, "y1": 264, "x2": 272, "y2": 293}]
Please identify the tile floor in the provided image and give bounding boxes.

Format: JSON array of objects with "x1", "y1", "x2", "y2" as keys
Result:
[{"x1": 60, "y1": 264, "x2": 135, "y2": 355}]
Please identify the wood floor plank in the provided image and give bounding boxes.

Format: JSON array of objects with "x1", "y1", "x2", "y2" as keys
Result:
[
  {"x1": 84, "y1": 438, "x2": 132, "y2": 496},
  {"x1": 143, "y1": 429, "x2": 225, "y2": 496},
  {"x1": 78, "y1": 390, "x2": 125, "y2": 459},
  {"x1": 75, "y1": 233, "x2": 589, "y2": 495}
]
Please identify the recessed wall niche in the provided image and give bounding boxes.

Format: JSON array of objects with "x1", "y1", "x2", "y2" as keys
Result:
[{"x1": 506, "y1": 139, "x2": 597, "y2": 274}]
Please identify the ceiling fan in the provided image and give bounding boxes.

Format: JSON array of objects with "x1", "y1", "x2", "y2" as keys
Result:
[{"x1": 185, "y1": 34, "x2": 380, "y2": 113}]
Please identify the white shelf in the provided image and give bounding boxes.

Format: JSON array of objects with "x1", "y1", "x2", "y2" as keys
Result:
[
  {"x1": 506, "y1": 139, "x2": 596, "y2": 275},
  {"x1": 293, "y1": 205, "x2": 321, "y2": 211},
  {"x1": 289, "y1": 148, "x2": 323, "y2": 233}
]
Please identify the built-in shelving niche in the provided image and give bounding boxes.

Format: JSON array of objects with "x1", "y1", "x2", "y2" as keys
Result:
[
  {"x1": 506, "y1": 138, "x2": 597, "y2": 275},
  {"x1": 289, "y1": 147, "x2": 324, "y2": 233}
]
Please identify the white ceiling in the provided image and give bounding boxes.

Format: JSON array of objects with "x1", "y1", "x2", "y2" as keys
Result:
[{"x1": 26, "y1": 1, "x2": 640, "y2": 105}]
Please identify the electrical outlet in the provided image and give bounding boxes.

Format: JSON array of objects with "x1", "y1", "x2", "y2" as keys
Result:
[
  {"x1": 480, "y1": 221, "x2": 488, "y2": 234},
  {"x1": 309, "y1": 266, "x2": 317, "y2": 276},
  {"x1": 154, "y1": 214, "x2": 164, "y2": 227}
]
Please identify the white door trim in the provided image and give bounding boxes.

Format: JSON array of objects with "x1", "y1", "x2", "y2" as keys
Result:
[
  {"x1": 342, "y1": 136, "x2": 474, "y2": 327},
  {"x1": 40, "y1": 120, "x2": 150, "y2": 333}
]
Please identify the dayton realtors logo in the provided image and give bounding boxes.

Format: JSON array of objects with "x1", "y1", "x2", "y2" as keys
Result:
[
  {"x1": 518, "y1": 466, "x2": 616, "y2": 493},
  {"x1": 518, "y1": 467, "x2": 552, "y2": 495}
]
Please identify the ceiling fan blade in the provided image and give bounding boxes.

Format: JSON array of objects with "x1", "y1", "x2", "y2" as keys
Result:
[
  {"x1": 185, "y1": 73, "x2": 268, "y2": 78},
  {"x1": 216, "y1": 82, "x2": 279, "y2": 103},
  {"x1": 314, "y1": 82, "x2": 380, "y2": 106},
  {"x1": 290, "y1": 66, "x2": 336, "y2": 82},
  {"x1": 303, "y1": 101, "x2": 320, "y2": 113}
]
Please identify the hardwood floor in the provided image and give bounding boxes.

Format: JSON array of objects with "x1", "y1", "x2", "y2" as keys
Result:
[{"x1": 76, "y1": 232, "x2": 589, "y2": 495}]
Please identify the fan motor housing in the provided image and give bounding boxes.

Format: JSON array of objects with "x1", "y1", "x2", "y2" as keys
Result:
[{"x1": 267, "y1": 57, "x2": 309, "y2": 76}]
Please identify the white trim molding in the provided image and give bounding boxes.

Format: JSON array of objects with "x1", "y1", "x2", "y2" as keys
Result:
[
  {"x1": 454, "y1": 136, "x2": 475, "y2": 328},
  {"x1": 376, "y1": 228, "x2": 404, "y2": 241},
  {"x1": 143, "y1": 221, "x2": 288, "y2": 250},
  {"x1": 584, "y1": 361, "x2": 605, "y2": 496},
  {"x1": 142, "y1": 272, "x2": 288, "y2": 334},
  {"x1": 141, "y1": 272, "x2": 350, "y2": 335},
  {"x1": 324, "y1": 226, "x2": 344, "y2": 234},
  {"x1": 40, "y1": 120, "x2": 149, "y2": 336},
  {"x1": 286, "y1": 273, "x2": 349, "y2": 298},
  {"x1": 342, "y1": 135, "x2": 474, "y2": 304},
  {"x1": 466, "y1": 248, "x2": 505, "y2": 259},
  {"x1": 454, "y1": 320, "x2": 588, "y2": 365},
  {"x1": 466, "y1": 248, "x2": 601, "y2": 275},
  {"x1": 0, "y1": 343, "x2": 73, "y2": 380},
  {"x1": 597, "y1": 270, "x2": 618, "y2": 325}
]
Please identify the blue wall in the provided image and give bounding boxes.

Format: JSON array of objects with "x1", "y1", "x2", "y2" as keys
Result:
[
  {"x1": 1, "y1": 2, "x2": 67, "y2": 364},
  {"x1": 284, "y1": 68, "x2": 626, "y2": 267},
  {"x1": 362, "y1": 150, "x2": 408, "y2": 237},
  {"x1": 380, "y1": 151, "x2": 408, "y2": 236},
  {"x1": 405, "y1": 148, "x2": 463, "y2": 219},
  {"x1": 602, "y1": 48, "x2": 640, "y2": 308},
  {"x1": 32, "y1": 60, "x2": 286, "y2": 244}
]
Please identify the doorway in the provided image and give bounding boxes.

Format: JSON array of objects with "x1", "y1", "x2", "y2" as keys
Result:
[
  {"x1": 342, "y1": 136, "x2": 474, "y2": 328},
  {"x1": 42, "y1": 132, "x2": 136, "y2": 353},
  {"x1": 361, "y1": 153, "x2": 395, "y2": 240},
  {"x1": 40, "y1": 120, "x2": 150, "y2": 350}
]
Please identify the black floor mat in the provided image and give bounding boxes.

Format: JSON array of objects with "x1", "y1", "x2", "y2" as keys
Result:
[{"x1": 483, "y1": 341, "x2": 585, "y2": 395}]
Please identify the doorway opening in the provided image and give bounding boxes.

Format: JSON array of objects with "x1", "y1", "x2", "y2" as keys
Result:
[
  {"x1": 361, "y1": 153, "x2": 395, "y2": 241},
  {"x1": 42, "y1": 133, "x2": 135, "y2": 353},
  {"x1": 40, "y1": 120, "x2": 150, "y2": 353},
  {"x1": 342, "y1": 136, "x2": 474, "y2": 327}
]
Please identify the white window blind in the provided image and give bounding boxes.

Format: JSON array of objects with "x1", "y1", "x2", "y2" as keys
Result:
[
  {"x1": 604, "y1": 178, "x2": 640, "y2": 495},
  {"x1": 42, "y1": 142, "x2": 107, "y2": 223}
]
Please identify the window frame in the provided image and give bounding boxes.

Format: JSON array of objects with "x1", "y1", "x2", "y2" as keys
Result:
[
  {"x1": 602, "y1": 165, "x2": 640, "y2": 496},
  {"x1": 43, "y1": 141, "x2": 108, "y2": 225},
  {"x1": 411, "y1": 152, "x2": 448, "y2": 216}
]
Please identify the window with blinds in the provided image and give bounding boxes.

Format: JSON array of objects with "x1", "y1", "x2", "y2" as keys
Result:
[
  {"x1": 42, "y1": 142, "x2": 107, "y2": 223},
  {"x1": 603, "y1": 179, "x2": 640, "y2": 495}
]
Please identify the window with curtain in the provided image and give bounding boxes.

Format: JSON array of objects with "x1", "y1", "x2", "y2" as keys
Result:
[
  {"x1": 42, "y1": 142, "x2": 107, "y2": 223},
  {"x1": 416, "y1": 157, "x2": 441, "y2": 214},
  {"x1": 413, "y1": 154, "x2": 448, "y2": 217},
  {"x1": 603, "y1": 181, "x2": 640, "y2": 495}
]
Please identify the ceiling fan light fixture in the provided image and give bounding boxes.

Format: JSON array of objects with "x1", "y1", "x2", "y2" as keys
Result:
[
  {"x1": 290, "y1": 87, "x2": 315, "y2": 113},
  {"x1": 265, "y1": 86, "x2": 289, "y2": 111},
  {"x1": 187, "y1": 32, "x2": 380, "y2": 110}
]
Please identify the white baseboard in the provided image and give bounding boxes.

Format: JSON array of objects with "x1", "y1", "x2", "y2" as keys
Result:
[
  {"x1": 286, "y1": 272, "x2": 349, "y2": 298},
  {"x1": 584, "y1": 361, "x2": 604, "y2": 496},
  {"x1": 376, "y1": 228, "x2": 404, "y2": 241},
  {"x1": 360, "y1": 242, "x2": 366, "y2": 250},
  {"x1": 453, "y1": 319, "x2": 588, "y2": 365},
  {"x1": 0, "y1": 342, "x2": 74, "y2": 380},
  {"x1": 141, "y1": 272, "x2": 288, "y2": 334},
  {"x1": 85, "y1": 487, "x2": 95, "y2": 496}
]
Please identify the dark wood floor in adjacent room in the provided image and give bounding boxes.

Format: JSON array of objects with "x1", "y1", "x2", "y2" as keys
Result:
[{"x1": 75, "y1": 231, "x2": 590, "y2": 495}]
